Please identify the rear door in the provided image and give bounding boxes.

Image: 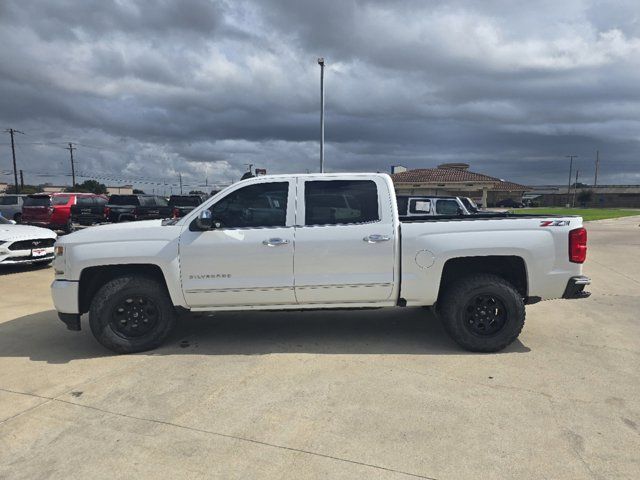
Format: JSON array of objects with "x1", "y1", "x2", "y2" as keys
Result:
[
  {"x1": 294, "y1": 177, "x2": 396, "y2": 304},
  {"x1": 179, "y1": 179, "x2": 296, "y2": 307}
]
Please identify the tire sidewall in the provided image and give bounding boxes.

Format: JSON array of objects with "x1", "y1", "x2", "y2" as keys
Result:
[
  {"x1": 90, "y1": 276, "x2": 175, "y2": 353},
  {"x1": 441, "y1": 275, "x2": 525, "y2": 352}
]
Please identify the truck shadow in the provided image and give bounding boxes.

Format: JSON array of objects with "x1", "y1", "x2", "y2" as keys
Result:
[
  {"x1": 0, "y1": 308, "x2": 530, "y2": 364},
  {"x1": 0, "y1": 263, "x2": 52, "y2": 276}
]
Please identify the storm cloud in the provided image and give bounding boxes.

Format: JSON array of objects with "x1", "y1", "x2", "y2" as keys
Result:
[{"x1": 1, "y1": 0, "x2": 639, "y2": 191}]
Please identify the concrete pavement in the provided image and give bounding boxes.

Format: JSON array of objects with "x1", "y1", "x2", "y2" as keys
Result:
[{"x1": 1, "y1": 216, "x2": 639, "y2": 479}]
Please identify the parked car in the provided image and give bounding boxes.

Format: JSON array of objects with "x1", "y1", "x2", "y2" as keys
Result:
[
  {"x1": 169, "y1": 195, "x2": 206, "y2": 218},
  {"x1": 396, "y1": 195, "x2": 469, "y2": 217},
  {"x1": 70, "y1": 195, "x2": 108, "y2": 226},
  {"x1": 0, "y1": 194, "x2": 27, "y2": 223},
  {"x1": 0, "y1": 214, "x2": 57, "y2": 266},
  {"x1": 104, "y1": 194, "x2": 172, "y2": 223},
  {"x1": 22, "y1": 193, "x2": 96, "y2": 233},
  {"x1": 52, "y1": 173, "x2": 590, "y2": 354},
  {"x1": 496, "y1": 198, "x2": 525, "y2": 208}
]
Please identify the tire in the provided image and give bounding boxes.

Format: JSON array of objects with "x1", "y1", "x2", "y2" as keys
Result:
[
  {"x1": 438, "y1": 274, "x2": 525, "y2": 352},
  {"x1": 89, "y1": 275, "x2": 176, "y2": 354},
  {"x1": 63, "y1": 219, "x2": 73, "y2": 234}
]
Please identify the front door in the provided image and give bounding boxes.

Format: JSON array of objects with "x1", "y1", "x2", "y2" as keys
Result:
[
  {"x1": 294, "y1": 178, "x2": 397, "y2": 304},
  {"x1": 179, "y1": 180, "x2": 296, "y2": 308}
]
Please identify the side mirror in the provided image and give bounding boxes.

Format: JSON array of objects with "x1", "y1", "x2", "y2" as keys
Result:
[
  {"x1": 457, "y1": 207, "x2": 464, "y2": 216},
  {"x1": 195, "y1": 210, "x2": 213, "y2": 230}
]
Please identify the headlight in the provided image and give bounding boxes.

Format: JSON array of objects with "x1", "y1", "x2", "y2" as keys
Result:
[{"x1": 54, "y1": 245, "x2": 64, "y2": 256}]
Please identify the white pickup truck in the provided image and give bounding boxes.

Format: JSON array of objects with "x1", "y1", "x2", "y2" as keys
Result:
[{"x1": 51, "y1": 173, "x2": 590, "y2": 354}]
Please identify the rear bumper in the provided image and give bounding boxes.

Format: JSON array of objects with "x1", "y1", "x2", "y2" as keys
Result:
[{"x1": 562, "y1": 276, "x2": 591, "y2": 299}]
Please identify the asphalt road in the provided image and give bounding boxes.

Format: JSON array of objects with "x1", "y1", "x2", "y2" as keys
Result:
[{"x1": 1, "y1": 216, "x2": 639, "y2": 479}]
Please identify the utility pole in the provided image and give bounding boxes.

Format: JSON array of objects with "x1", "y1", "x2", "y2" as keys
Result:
[
  {"x1": 65, "y1": 143, "x2": 77, "y2": 187},
  {"x1": 594, "y1": 150, "x2": 599, "y2": 186},
  {"x1": 19, "y1": 170, "x2": 24, "y2": 189},
  {"x1": 5, "y1": 128, "x2": 24, "y2": 193},
  {"x1": 565, "y1": 155, "x2": 577, "y2": 207},
  {"x1": 572, "y1": 169, "x2": 579, "y2": 207},
  {"x1": 318, "y1": 57, "x2": 325, "y2": 173},
  {"x1": 179, "y1": 173, "x2": 183, "y2": 194}
]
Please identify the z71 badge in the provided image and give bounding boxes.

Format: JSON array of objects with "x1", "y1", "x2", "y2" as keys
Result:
[{"x1": 540, "y1": 220, "x2": 570, "y2": 227}]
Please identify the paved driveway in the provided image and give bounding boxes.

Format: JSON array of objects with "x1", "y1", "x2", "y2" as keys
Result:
[{"x1": 1, "y1": 216, "x2": 639, "y2": 479}]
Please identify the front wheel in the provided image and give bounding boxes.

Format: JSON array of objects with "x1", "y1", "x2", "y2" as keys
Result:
[
  {"x1": 89, "y1": 275, "x2": 176, "y2": 353},
  {"x1": 438, "y1": 274, "x2": 525, "y2": 352}
]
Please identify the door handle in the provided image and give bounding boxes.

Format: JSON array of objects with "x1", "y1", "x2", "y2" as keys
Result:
[
  {"x1": 363, "y1": 234, "x2": 391, "y2": 243},
  {"x1": 262, "y1": 238, "x2": 290, "y2": 247}
]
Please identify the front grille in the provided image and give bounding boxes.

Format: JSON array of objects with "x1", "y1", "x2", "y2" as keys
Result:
[{"x1": 8, "y1": 238, "x2": 56, "y2": 251}]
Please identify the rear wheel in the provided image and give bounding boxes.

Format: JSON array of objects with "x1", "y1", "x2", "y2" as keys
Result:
[
  {"x1": 89, "y1": 275, "x2": 176, "y2": 353},
  {"x1": 63, "y1": 218, "x2": 73, "y2": 234},
  {"x1": 438, "y1": 274, "x2": 525, "y2": 352}
]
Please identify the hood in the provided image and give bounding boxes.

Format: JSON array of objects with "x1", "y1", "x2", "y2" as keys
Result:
[
  {"x1": 0, "y1": 224, "x2": 57, "y2": 243},
  {"x1": 59, "y1": 219, "x2": 181, "y2": 245}
]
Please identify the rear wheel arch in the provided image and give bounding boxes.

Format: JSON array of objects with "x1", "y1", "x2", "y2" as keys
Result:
[
  {"x1": 78, "y1": 264, "x2": 172, "y2": 315},
  {"x1": 437, "y1": 255, "x2": 528, "y2": 302}
]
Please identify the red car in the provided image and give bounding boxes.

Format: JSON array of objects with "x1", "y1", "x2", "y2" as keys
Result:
[{"x1": 21, "y1": 193, "x2": 101, "y2": 233}]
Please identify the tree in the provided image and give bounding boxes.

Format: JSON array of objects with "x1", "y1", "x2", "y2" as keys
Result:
[
  {"x1": 65, "y1": 180, "x2": 108, "y2": 194},
  {"x1": 133, "y1": 188, "x2": 145, "y2": 194},
  {"x1": 577, "y1": 190, "x2": 593, "y2": 205},
  {"x1": 189, "y1": 190, "x2": 206, "y2": 195},
  {"x1": 5, "y1": 184, "x2": 39, "y2": 194}
]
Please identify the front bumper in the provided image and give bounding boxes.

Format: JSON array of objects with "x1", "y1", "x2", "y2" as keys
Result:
[
  {"x1": 51, "y1": 279, "x2": 80, "y2": 314},
  {"x1": 562, "y1": 276, "x2": 591, "y2": 299},
  {"x1": 0, "y1": 248, "x2": 55, "y2": 265}
]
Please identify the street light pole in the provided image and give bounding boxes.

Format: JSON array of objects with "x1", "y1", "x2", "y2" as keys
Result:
[
  {"x1": 318, "y1": 57, "x2": 325, "y2": 173},
  {"x1": 565, "y1": 155, "x2": 577, "y2": 207}
]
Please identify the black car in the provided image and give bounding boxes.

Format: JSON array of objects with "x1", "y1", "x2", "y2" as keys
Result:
[
  {"x1": 104, "y1": 194, "x2": 172, "y2": 223},
  {"x1": 70, "y1": 195, "x2": 108, "y2": 226},
  {"x1": 168, "y1": 195, "x2": 206, "y2": 218},
  {"x1": 495, "y1": 198, "x2": 525, "y2": 208}
]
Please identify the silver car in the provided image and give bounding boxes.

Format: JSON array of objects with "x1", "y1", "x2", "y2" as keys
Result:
[{"x1": 0, "y1": 194, "x2": 26, "y2": 223}]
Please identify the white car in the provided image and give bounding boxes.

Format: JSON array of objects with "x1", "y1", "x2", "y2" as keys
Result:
[
  {"x1": 52, "y1": 173, "x2": 590, "y2": 354},
  {"x1": 0, "y1": 215, "x2": 57, "y2": 266}
]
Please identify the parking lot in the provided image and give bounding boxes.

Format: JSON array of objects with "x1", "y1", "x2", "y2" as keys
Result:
[{"x1": 1, "y1": 216, "x2": 639, "y2": 479}]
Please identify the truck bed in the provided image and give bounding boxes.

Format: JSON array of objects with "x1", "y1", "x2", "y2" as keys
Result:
[{"x1": 399, "y1": 213, "x2": 580, "y2": 222}]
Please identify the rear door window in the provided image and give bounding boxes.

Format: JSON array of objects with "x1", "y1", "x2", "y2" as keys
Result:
[
  {"x1": 409, "y1": 199, "x2": 431, "y2": 214},
  {"x1": 154, "y1": 196, "x2": 168, "y2": 207},
  {"x1": 304, "y1": 180, "x2": 379, "y2": 226}
]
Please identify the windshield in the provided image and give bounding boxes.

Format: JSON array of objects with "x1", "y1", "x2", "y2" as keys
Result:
[
  {"x1": 169, "y1": 196, "x2": 201, "y2": 206},
  {"x1": 0, "y1": 196, "x2": 18, "y2": 206},
  {"x1": 109, "y1": 195, "x2": 140, "y2": 206},
  {"x1": 24, "y1": 195, "x2": 51, "y2": 207}
]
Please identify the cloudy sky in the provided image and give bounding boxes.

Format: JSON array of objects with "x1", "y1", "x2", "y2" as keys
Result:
[{"x1": 1, "y1": 0, "x2": 639, "y2": 192}]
